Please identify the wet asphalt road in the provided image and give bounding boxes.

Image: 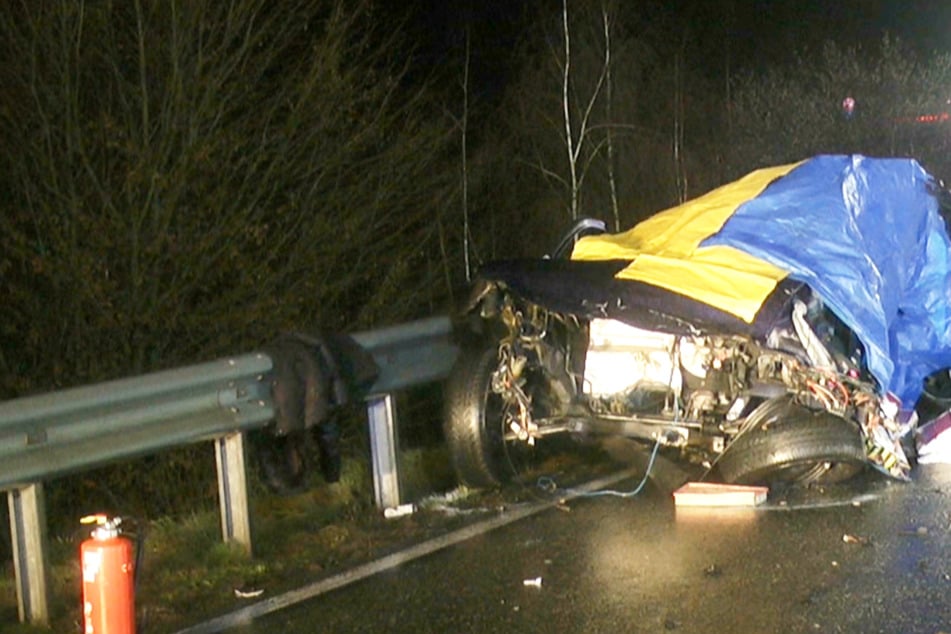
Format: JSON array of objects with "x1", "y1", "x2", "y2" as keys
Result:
[{"x1": 221, "y1": 465, "x2": 951, "y2": 634}]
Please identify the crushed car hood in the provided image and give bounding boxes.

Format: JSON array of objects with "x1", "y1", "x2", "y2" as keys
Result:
[{"x1": 570, "y1": 155, "x2": 951, "y2": 407}]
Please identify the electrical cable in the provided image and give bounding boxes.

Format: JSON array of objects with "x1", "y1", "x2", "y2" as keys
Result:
[{"x1": 536, "y1": 437, "x2": 662, "y2": 498}]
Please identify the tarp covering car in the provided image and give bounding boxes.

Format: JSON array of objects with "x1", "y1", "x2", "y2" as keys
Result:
[{"x1": 571, "y1": 155, "x2": 951, "y2": 407}]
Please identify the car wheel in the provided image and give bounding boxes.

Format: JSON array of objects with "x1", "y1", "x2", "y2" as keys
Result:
[
  {"x1": 443, "y1": 344, "x2": 542, "y2": 488},
  {"x1": 717, "y1": 395, "x2": 867, "y2": 486}
]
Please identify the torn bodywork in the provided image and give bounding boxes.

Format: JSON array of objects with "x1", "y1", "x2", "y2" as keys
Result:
[
  {"x1": 445, "y1": 156, "x2": 951, "y2": 489},
  {"x1": 466, "y1": 279, "x2": 910, "y2": 483}
]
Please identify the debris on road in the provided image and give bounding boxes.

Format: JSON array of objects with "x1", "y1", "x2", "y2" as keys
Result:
[
  {"x1": 673, "y1": 482, "x2": 768, "y2": 507},
  {"x1": 383, "y1": 503, "x2": 416, "y2": 519},
  {"x1": 233, "y1": 587, "x2": 264, "y2": 599},
  {"x1": 415, "y1": 487, "x2": 493, "y2": 516}
]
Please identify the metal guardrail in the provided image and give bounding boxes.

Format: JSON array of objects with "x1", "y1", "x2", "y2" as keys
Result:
[
  {"x1": 0, "y1": 354, "x2": 275, "y2": 489},
  {"x1": 352, "y1": 316, "x2": 458, "y2": 510},
  {"x1": 0, "y1": 315, "x2": 457, "y2": 625}
]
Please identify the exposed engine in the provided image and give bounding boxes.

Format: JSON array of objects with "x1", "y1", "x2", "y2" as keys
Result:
[
  {"x1": 582, "y1": 319, "x2": 859, "y2": 426},
  {"x1": 483, "y1": 287, "x2": 912, "y2": 480}
]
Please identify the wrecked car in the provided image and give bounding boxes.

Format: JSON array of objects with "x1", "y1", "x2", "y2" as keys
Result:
[{"x1": 443, "y1": 155, "x2": 951, "y2": 489}]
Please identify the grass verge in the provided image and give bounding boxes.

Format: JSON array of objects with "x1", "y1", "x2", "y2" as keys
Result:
[{"x1": 0, "y1": 444, "x2": 613, "y2": 634}]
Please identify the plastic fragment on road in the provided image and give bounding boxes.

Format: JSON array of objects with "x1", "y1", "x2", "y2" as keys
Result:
[
  {"x1": 234, "y1": 587, "x2": 264, "y2": 599},
  {"x1": 416, "y1": 487, "x2": 490, "y2": 516},
  {"x1": 383, "y1": 503, "x2": 416, "y2": 519},
  {"x1": 916, "y1": 410, "x2": 951, "y2": 464},
  {"x1": 673, "y1": 482, "x2": 768, "y2": 507}
]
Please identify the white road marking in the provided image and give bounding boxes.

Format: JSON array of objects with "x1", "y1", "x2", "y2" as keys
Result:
[{"x1": 174, "y1": 468, "x2": 640, "y2": 634}]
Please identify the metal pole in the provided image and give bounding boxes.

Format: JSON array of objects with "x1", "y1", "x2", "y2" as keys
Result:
[
  {"x1": 214, "y1": 432, "x2": 253, "y2": 555},
  {"x1": 8, "y1": 483, "x2": 50, "y2": 624},
  {"x1": 366, "y1": 394, "x2": 401, "y2": 509}
]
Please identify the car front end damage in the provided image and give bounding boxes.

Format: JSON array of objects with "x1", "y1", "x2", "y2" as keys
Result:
[
  {"x1": 468, "y1": 280, "x2": 912, "y2": 484},
  {"x1": 444, "y1": 156, "x2": 951, "y2": 489}
]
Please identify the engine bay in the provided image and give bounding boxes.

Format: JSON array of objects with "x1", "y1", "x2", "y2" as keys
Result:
[{"x1": 481, "y1": 284, "x2": 914, "y2": 480}]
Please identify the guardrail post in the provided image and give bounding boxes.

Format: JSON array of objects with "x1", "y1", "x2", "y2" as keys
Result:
[
  {"x1": 214, "y1": 432, "x2": 252, "y2": 555},
  {"x1": 366, "y1": 394, "x2": 401, "y2": 509},
  {"x1": 7, "y1": 483, "x2": 50, "y2": 624}
]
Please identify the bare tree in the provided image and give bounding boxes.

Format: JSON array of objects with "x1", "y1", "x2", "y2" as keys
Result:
[
  {"x1": 461, "y1": 27, "x2": 473, "y2": 282},
  {"x1": 672, "y1": 27, "x2": 690, "y2": 203},
  {"x1": 493, "y1": 0, "x2": 692, "y2": 238},
  {"x1": 601, "y1": 3, "x2": 621, "y2": 230},
  {"x1": 0, "y1": 0, "x2": 457, "y2": 394},
  {"x1": 560, "y1": 0, "x2": 610, "y2": 220}
]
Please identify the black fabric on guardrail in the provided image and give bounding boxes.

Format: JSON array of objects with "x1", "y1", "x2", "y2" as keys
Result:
[{"x1": 256, "y1": 332, "x2": 378, "y2": 492}]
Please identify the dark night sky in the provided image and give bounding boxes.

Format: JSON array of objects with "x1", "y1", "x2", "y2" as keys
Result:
[
  {"x1": 731, "y1": 0, "x2": 951, "y2": 65},
  {"x1": 404, "y1": 1, "x2": 951, "y2": 86}
]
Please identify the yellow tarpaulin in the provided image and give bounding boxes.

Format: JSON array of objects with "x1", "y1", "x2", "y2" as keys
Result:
[{"x1": 571, "y1": 161, "x2": 804, "y2": 322}]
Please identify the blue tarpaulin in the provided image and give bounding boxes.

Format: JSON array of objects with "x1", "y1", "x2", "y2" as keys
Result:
[{"x1": 703, "y1": 155, "x2": 951, "y2": 407}]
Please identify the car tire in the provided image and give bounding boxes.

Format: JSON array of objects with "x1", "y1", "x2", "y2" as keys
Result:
[
  {"x1": 443, "y1": 344, "x2": 536, "y2": 488},
  {"x1": 717, "y1": 395, "x2": 867, "y2": 486}
]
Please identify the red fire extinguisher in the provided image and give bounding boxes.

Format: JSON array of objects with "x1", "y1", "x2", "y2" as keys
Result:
[{"x1": 80, "y1": 514, "x2": 136, "y2": 634}]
